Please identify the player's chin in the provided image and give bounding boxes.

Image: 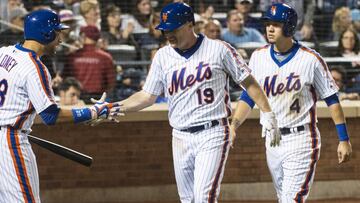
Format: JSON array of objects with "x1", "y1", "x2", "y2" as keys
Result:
[{"x1": 267, "y1": 38, "x2": 276, "y2": 44}]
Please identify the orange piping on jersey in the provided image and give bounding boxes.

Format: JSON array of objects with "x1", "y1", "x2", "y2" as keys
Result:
[
  {"x1": 7, "y1": 127, "x2": 35, "y2": 203},
  {"x1": 254, "y1": 44, "x2": 270, "y2": 52},
  {"x1": 13, "y1": 102, "x2": 34, "y2": 129},
  {"x1": 294, "y1": 86, "x2": 319, "y2": 203},
  {"x1": 218, "y1": 40, "x2": 252, "y2": 73},
  {"x1": 28, "y1": 53, "x2": 54, "y2": 103},
  {"x1": 208, "y1": 120, "x2": 230, "y2": 203},
  {"x1": 300, "y1": 47, "x2": 333, "y2": 79}
]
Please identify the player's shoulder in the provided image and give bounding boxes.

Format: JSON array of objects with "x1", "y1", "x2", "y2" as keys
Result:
[
  {"x1": 297, "y1": 43, "x2": 324, "y2": 62},
  {"x1": 251, "y1": 44, "x2": 270, "y2": 56},
  {"x1": 0, "y1": 44, "x2": 16, "y2": 52},
  {"x1": 254, "y1": 44, "x2": 270, "y2": 52}
]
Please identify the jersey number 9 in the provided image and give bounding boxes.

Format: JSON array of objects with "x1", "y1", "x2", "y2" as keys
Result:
[{"x1": 196, "y1": 88, "x2": 214, "y2": 105}]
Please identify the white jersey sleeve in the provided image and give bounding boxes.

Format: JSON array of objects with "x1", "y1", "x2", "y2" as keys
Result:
[
  {"x1": 142, "y1": 52, "x2": 165, "y2": 96},
  {"x1": 312, "y1": 55, "x2": 338, "y2": 99},
  {"x1": 220, "y1": 41, "x2": 251, "y2": 84},
  {"x1": 26, "y1": 56, "x2": 55, "y2": 113}
]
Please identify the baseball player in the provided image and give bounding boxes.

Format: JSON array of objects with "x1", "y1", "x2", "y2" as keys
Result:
[
  {"x1": 0, "y1": 10, "x2": 114, "y2": 202},
  {"x1": 230, "y1": 3, "x2": 352, "y2": 203},
  {"x1": 108, "y1": 2, "x2": 279, "y2": 203}
]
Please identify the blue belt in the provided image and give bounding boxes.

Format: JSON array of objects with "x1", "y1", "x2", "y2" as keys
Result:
[
  {"x1": 180, "y1": 120, "x2": 221, "y2": 133},
  {"x1": 279, "y1": 125, "x2": 305, "y2": 135}
]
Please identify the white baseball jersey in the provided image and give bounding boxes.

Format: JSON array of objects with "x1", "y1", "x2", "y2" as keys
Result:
[
  {"x1": 144, "y1": 34, "x2": 248, "y2": 202},
  {"x1": 248, "y1": 43, "x2": 338, "y2": 128},
  {"x1": 0, "y1": 44, "x2": 55, "y2": 203},
  {"x1": 143, "y1": 34, "x2": 250, "y2": 129},
  {"x1": 0, "y1": 44, "x2": 55, "y2": 130},
  {"x1": 248, "y1": 42, "x2": 336, "y2": 202}
]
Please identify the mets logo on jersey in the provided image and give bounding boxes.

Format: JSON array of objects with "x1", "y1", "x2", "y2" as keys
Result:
[
  {"x1": 162, "y1": 13, "x2": 168, "y2": 22},
  {"x1": 271, "y1": 6, "x2": 276, "y2": 16},
  {"x1": 168, "y1": 62, "x2": 212, "y2": 95},
  {"x1": 263, "y1": 72, "x2": 301, "y2": 97}
]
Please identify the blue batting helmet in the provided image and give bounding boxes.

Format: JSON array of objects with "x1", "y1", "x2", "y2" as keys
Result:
[
  {"x1": 155, "y1": 2, "x2": 194, "y2": 32},
  {"x1": 262, "y1": 3, "x2": 298, "y2": 37},
  {"x1": 24, "y1": 9, "x2": 69, "y2": 44}
]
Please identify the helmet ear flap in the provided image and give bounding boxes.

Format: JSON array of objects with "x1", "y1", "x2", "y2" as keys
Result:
[{"x1": 41, "y1": 27, "x2": 56, "y2": 43}]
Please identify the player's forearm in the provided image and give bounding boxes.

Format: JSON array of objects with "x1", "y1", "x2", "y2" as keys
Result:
[
  {"x1": 231, "y1": 101, "x2": 252, "y2": 129},
  {"x1": 328, "y1": 103, "x2": 346, "y2": 124},
  {"x1": 57, "y1": 108, "x2": 76, "y2": 122},
  {"x1": 118, "y1": 90, "x2": 157, "y2": 113},
  {"x1": 241, "y1": 76, "x2": 272, "y2": 113}
]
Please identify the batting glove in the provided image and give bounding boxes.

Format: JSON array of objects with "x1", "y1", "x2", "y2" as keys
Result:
[
  {"x1": 87, "y1": 93, "x2": 121, "y2": 126},
  {"x1": 261, "y1": 111, "x2": 281, "y2": 147}
]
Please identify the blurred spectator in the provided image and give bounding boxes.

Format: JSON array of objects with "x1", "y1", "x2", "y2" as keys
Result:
[
  {"x1": 23, "y1": 0, "x2": 53, "y2": 11},
  {"x1": 336, "y1": 28, "x2": 360, "y2": 67},
  {"x1": 136, "y1": 11, "x2": 165, "y2": 61},
  {"x1": 234, "y1": 0, "x2": 263, "y2": 32},
  {"x1": 200, "y1": 4, "x2": 215, "y2": 21},
  {"x1": 0, "y1": 0, "x2": 23, "y2": 31},
  {"x1": 115, "y1": 67, "x2": 144, "y2": 100},
  {"x1": 204, "y1": 19, "x2": 222, "y2": 39},
  {"x1": 56, "y1": 9, "x2": 81, "y2": 80},
  {"x1": 351, "y1": 8, "x2": 360, "y2": 39},
  {"x1": 259, "y1": 0, "x2": 315, "y2": 41},
  {"x1": 58, "y1": 77, "x2": 85, "y2": 106},
  {"x1": 330, "y1": 67, "x2": 360, "y2": 100},
  {"x1": 314, "y1": 0, "x2": 357, "y2": 41},
  {"x1": 101, "y1": 4, "x2": 136, "y2": 47},
  {"x1": 194, "y1": 19, "x2": 207, "y2": 34},
  {"x1": 63, "y1": 0, "x2": 81, "y2": 16},
  {"x1": 66, "y1": 25, "x2": 116, "y2": 103},
  {"x1": 0, "y1": 7, "x2": 27, "y2": 46},
  {"x1": 121, "y1": 0, "x2": 153, "y2": 34},
  {"x1": 222, "y1": 10, "x2": 266, "y2": 47},
  {"x1": 332, "y1": 7, "x2": 352, "y2": 41},
  {"x1": 77, "y1": 0, "x2": 101, "y2": 33},
  {"x1": 336, "y1": 28, "x2": 360, "y2": 88},
  {"x1": 59, "y1": 9, "x2": 80, "y2": 51}
]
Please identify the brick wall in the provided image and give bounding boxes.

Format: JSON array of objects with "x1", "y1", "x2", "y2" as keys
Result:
[{"x1": 31, "y1": 117, "x2": 359, "y2": 192}]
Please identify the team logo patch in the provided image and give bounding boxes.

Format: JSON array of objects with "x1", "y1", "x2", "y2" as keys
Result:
[
  {"x1": 162, "y1": 13, "x2": 168, "y2": 22},
  {"x1": 271, "y1": 6, "x2": 276, "y2": 16}
]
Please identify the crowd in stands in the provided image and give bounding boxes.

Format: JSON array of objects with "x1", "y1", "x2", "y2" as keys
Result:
[{"x1": 2, "y1": 0, "x2": 360, "y2": 104}]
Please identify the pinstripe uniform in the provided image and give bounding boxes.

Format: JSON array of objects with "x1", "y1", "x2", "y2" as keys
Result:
[
  {"x1": 143, "y1": 34, "x2": 250, "y2": 202},
  {"x1": 0, "y1": 44, "x2": 56, "y2": 203},
  {"x1": 248, "y1": 42, "x2": 338, "y2": 202}
]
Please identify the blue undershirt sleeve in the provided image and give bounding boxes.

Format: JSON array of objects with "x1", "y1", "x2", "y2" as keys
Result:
[
  {"x1": 239, "y1": 91, "x2": 255, "y2": 108},
  {"x1": 39, "y1": 104, "x2": 60, "y2": 125},
  {"x1": 324, "y1": 93, "x2": 339, "y2": 106}
]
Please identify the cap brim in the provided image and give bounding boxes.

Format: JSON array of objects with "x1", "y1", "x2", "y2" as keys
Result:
[
  {"x1": 155, "y1": 22, "x2": 182, "y2": 32},
  {"x1": 56, "y1": 24, "x2": 70, "y2": 30}
]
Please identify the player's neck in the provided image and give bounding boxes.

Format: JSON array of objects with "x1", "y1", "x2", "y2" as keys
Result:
[
  {"x1": 22, "y1": 40, "x2": 44, "y2": 56},
  {"x1": 178, "y1": 32, "x2": 198, "y2": 51},
  {"x1": 273, "y1": 39, "x2": 293, "y2": 53}
]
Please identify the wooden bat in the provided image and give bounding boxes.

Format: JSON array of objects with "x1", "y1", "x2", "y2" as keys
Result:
[{"x1": 28, "y1": 135, "x2": 93, "y2": 167}]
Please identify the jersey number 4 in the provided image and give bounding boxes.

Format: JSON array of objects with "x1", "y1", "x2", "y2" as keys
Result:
[
  {"x1": 0, "y1": 79, "x2": 8, "y2": 107},
  {"x1": 290, "y1": 98, "x2": 300, "y2": 113},
  {"x1": 196, "y1": 88, "x2": 214, "y2": 105}
]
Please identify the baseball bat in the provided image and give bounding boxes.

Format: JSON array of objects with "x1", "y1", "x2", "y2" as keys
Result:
[{"x1": 28, "y1": 135, "x2": 93, "y2": 167}]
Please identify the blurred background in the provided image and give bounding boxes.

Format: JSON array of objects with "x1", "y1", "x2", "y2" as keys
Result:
[{"x1": 1, "y1": 0, "x2": 360, "y2": 202}]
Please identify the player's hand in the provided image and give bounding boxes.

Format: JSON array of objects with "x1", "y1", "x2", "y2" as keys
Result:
[
  {"x1": 337, "y1": 141, "x2": 352, "y2": 164},
  {"x1": 229, "y1": 125, "x2": 237, "y2": 148},
  {"x1": 109, "y1": 102, "x2": 123, "y2": 117},
  {"x1": 88, "y1": 93, "x2": 122, "y2": 126},
  {"x1": 261, "y1": 112, "x2": 281, "y2": 147}
]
